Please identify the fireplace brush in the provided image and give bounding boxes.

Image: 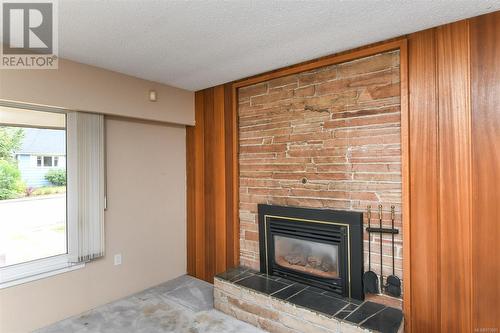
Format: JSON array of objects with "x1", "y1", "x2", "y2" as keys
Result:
[{"x1": 385, "y1": 205, "x2": 401, "y2": 297}]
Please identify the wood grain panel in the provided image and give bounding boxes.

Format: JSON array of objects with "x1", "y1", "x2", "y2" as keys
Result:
[
  {"x1": 186, "y1": 111, "x2": 196, "y2": 276},
  {"x1": 399, "y1": 39, "x2": 411, "y2": 333},
  {"x1": 187, "y1": 86, "x2": 237, "y2": 282},
  {"x1": 436, "y1": 20, "x2": 472, "y2": 332},
  {"x1": 408, "y1": 29, "x2": 440, "y2": 333},
  {"x1": 224, "y1": 83, "x2": 239, "y2": 267},
  {"x1": 194, "y1": 90, "x2": 207, "y2": 279},
  {"x1": 213, "y1": 85, "x2": 227, "y2": 274},
  {"x1": 470, "y1": 12, "x2": 500, "y2": 331},
  {"x1": 203, "y1": 88, "x2": 216, "y2": 281}
]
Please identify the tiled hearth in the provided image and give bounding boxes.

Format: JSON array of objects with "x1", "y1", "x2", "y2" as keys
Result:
[{"x1": 214, "y1": 267, "x2": 403, "y2": 333}]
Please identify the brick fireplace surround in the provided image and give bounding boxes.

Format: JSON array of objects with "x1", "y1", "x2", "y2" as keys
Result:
[
  {"x1": 237, "y1": 50, "x2": 403, "y2": 282},
  {"x1": 213, "y1": 50, "x2": 405, "y2": 333}
]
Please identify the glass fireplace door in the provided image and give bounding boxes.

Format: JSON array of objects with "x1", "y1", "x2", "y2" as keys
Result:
[{"x1": 273, "y1": 235, "x2": 339, "y2": 279}]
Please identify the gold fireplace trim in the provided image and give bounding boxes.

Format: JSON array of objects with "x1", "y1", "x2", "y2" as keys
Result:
[{"x1": 263, "y1": 214, "x2": 352, "y2": 298}]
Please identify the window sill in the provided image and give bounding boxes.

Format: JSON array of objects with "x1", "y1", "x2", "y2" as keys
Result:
[{"x1": 0, "y1": 255, "x2": 85, "y2": 290}]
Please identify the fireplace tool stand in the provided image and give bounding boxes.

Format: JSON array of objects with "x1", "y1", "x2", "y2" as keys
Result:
[{"x1": 365, "y1": 204, "x2": 400, "y2": 297}]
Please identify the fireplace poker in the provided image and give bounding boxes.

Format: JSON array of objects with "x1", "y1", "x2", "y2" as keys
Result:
[
  {"x1": 378, "y1": 204, "x2": 384, "y2": 294},
  {"x1": 363, "y1": 205, "x2": 379, "y2": 294}
]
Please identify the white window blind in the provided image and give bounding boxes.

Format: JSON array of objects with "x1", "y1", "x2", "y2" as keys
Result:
[{"x1": 67, "y1": 112, "x2": 105, "y2": 263}]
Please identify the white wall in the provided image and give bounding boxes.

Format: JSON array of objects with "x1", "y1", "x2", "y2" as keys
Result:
[
  {"x1": 0, "y1": 117, "x2": 187, "y2": 333},
  {"x1": 0, "y1": 58, "x2": 194, "y2": 125}
]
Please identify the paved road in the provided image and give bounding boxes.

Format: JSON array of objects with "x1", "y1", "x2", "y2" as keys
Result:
[{"x1": 0, "y1": 194, "x2": 67, "y2": 267}]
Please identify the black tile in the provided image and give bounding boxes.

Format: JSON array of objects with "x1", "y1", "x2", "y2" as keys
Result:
[
  {"x1": 333, "y1": 302, "x2": 359, "y2": 319},
  {"x1": 321, "y1": 291, "x2": 364, "y2": 305},
  {"x1": 344, "y1": 301, "x2": 386, "y2": 324},
  {"x1": 361, "y1": 307, "x2": 403, "y2": 333},
  {"x1": 271, "y1": 283, "x2": 308, "y2": 300},
  {"x1": 335, "y1": 311, "x2": 352, "y2": 320},
  {"x1": 305, "y1": 286, "x2": 326, "y2": 293},
  {"x1": 231, "y1": 271, "x2": 255, "y2": 282},
  {"x1": 343, "y1": 303, "x2": 360, "y2": 311},
  {"x1": 287, "y1": 290, "x2": 348, "y2": 316},
  {"x1": 322, "y1": 291, "x2": 343, "y2": 298},
  {"x1": 235, "y1": 275, "x2": 288, "y2": 295},
  {"x1": 254, "y1": 272, "x2": 283, "y2": 281},
  {"x1": 215, "y1": 267, "x2": 251, "y2": 282},
  {"x1": 348, "y1": 297, "x2": 364, "y2": 305},
  {"x1": 274, "y1": 277, "x2": 296, "y2": 285}
]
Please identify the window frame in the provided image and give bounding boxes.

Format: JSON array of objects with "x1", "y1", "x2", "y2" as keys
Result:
[
  {"x1": 35, "y1": 155, "x2": 60, "y2": 168},
  {"x1": 0, "y1": 106, "x2": 84, "y2": 289}
]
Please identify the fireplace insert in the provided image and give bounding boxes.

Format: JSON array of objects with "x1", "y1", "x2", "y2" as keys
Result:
[{"x1": 258, "y1": 204, "x2": 364, "y2": 300}]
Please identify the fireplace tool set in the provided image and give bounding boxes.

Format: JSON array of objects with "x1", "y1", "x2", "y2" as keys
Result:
[{"x1": 363, "y1": 204, "x2": 401, "y2": 298}]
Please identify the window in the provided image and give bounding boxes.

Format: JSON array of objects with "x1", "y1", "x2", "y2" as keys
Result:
[
  {"x1": 36, "y1": 155, "x2": 60, "y2": 167},
  {"x1": 0, "y1": 104, "x2": 105, "y2": 288}
]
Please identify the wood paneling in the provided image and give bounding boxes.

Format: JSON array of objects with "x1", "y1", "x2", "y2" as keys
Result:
[
  {"x1": 399, "y1": 40, "x2": 411, "y2": 332},
  {"x1": 187, "y1": 12, "x2": 500, "y2": 331},
  {"x1": 408, "y1": 29, "x2": 440, "y2": 333},
  {"x1": 436, "y1": 20, "x2": 472, "y2": 332},
  {"x1": 225, "y1": 84, "x2": 239, "y2": 267},
  {"x1": 407, "y1": 13, "x2": 499, "y2": 332},
  {"x1": 187, "y1": 90, "x2": 207, "y2": 279},
  {"x1": 186, "y1": 86, "x2": 238, "y2": 282},
  {"x1": 470, "y1": 12, "x2": 500, "y2": 331}
]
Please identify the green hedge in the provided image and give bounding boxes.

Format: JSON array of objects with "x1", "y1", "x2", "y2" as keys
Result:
[
  {"x1": 0, "y1": 160, "x2": 25, "y2": 200},
  {"x1": 45, "y1": 169, "x2": 67, "y2": 186}
]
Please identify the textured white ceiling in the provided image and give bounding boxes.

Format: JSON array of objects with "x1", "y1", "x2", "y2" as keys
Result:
[{"x1": 55, "y1": 1, "x2": 500, "y2": 90}]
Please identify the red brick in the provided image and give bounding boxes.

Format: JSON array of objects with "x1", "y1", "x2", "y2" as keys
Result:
[
  {"x1": 245, "y1": 231, "x2": 259, "y2": 242},
  {"x1": 268, "y1": 75, "x2": 299, "y2": 88},
  {"x1": 324, "y1": 113, "x2": 400, "y2": 129},
  {"x1": 298, "y1": 66, "x2": 337, "y2": 86},
  {"x1": 237, "y1": 50, "x2": 402, "y2": 283},
  {"x1": 239, "y1": 83, "x2": 268, "y2": 100},
  {"x1": 294, "y1": 85, "x2": 315, "y2": 97},
  {"x1": 338, "y1": 51, "x2": 399, "y2": 78},
  {"x1": 251, "y1": 90, "x2": 293, "y2": 106}
]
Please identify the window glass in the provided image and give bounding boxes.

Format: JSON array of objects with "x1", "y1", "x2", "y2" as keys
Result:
[
  {"x1": 43, "y1": 156, "x2": 52, "y2": 167},
  {"x1": 0, "y1": 108, "x2": 67, "y2": 268}
]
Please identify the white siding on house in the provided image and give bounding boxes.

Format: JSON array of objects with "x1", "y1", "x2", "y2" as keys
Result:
[{"x1": 17, "y1": 154, "x2": 66, "y2": 188}]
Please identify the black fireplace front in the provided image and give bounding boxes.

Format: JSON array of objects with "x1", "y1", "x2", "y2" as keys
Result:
[{"x1": 258, "y1": 204, "x2": 364, "y2": 300}]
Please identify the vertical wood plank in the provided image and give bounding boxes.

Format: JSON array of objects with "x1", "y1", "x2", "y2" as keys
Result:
[
  {"x1": 213, "y1": 85, "x2": 227, "y2": 276},
  {"x1": 436, "y1": 20, "x2": 472, "y2": 332},
  {"x1": 224, "y1": 83, "x2": 239, "y2": 267},
  {"x1": 186, "y1": 120, "x2": 196, "y2": 276},
  {"x1": 398, "y1": 39, "x2": 412, "y2": 333},
  {"x1": 408, "y1": 29, "x2": 440, "y2": 333},
  {"x1": 203, "y1": 88, "x2": 216, "y2": 282},
  {"x1": 470, "y1": 12, "x2": 500, "y2": 331},
  {"x1": 194, "y1": 90, "x2": 206, "y2": 280},
  {"x1": 187, "y1": 85, "x2": 236, "y2": 282}
]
